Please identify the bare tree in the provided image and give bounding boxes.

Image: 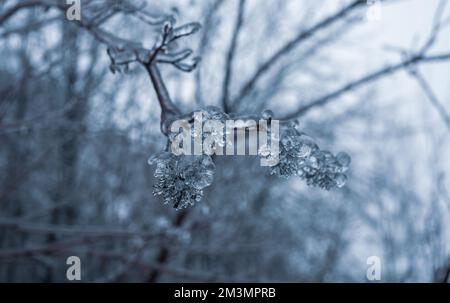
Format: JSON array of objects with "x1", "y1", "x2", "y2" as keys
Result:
[{"x1": 1, "y1": 0, "x2": 450, "y2": 282}]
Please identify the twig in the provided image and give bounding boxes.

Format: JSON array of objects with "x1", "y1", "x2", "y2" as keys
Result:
[
  {"x1": 221, "y1": 0, "x2": 246, "y2": 113},
  {"x1": 0, "y1": 217, "x2": 162, "y2": 238},
  {"x1": 283, "y1": 52, "x2": 450, "y2": 119},
  {"x1": 232, "y1": 0, "x2": 366, "y2": 107},
  {"x1": 409, "y1": 69, "x2": 450, "y2": 131}
]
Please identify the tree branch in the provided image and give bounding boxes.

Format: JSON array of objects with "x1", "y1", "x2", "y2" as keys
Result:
[
  {"x1": 409, "y1": 69, "x2": 450, "y2": 131},
  {"x1": 147, "y1": 210, "x2": 190, "y2": 282},
  {"x1": 283, "y1": 52, "x2": 450, "y2": 119},
  {"x1": 221, "y1": 0, "x2": 246, "y2": 113},
  {"x1": 145, "y1": 63, "x2": 180, "y2": 134},
  {"x1": 231, "y1": 0, "x2": 366, "y2": 108},
  {"x1": 0, "y1": 0, "x2": 49, "y2": 25},
  {"x1": 0, "y1": 217, "x2": 162, "y2": 238},
  {"x1": 195, "y1": 0, "x2": 225, "y2": 107}
]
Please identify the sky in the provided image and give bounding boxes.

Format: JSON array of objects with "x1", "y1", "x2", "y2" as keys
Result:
[{"x1": 362, "y1": 0, "x2": 450, "y2": 100}]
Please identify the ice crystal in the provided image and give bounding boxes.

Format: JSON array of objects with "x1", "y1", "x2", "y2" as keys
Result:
[
  {"x1": 270, "y1": 124, "x2": 351, "y2": 190},
  {"x1": 261, "y1": 109, "x2": 274, "y2": 120},
  {"x1": 149, "y1": 152, "x2": 215, "y2": 209},
  {"x1": 149, "y1": 107, "x2": 351, "y2": 209}
]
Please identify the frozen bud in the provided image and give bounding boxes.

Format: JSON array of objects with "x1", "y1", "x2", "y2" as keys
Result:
[
  {"x1": 258, "y1": 144, "x2": 272, "y2": 157},
  {"x1": 335, "y1": 173, "x2": 347, "y2": 188},
  {"x1": 297, "y1": 141, "x2": 313, "y2": 158},
  {"x1": 286, "y1": 119, "x2": 299, "y2": 129},
  {"x1": 151, "y1": 153, "x2": 215, "y2": 209},
  {"x1": 336, "y1": 152, "x2": 351, "y2": 170},
  {"x1": 261, "y1": 109, "x2": 274, "y2": 120},
  {"x1": 204, "y1": 106, "x2": 227, "y2": 120},
  {"x1": 266, "y1": 121, "x2": 351, "y2": 190}
]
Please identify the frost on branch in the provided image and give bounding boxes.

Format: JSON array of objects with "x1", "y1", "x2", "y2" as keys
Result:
[
  {"x1": 148, "y1": 152, "x2": 215, "y2": 209},
  {"x1": 149, "y1": 106, "x2": 351, "y2": 209},
  {"x1": 269, "y1": 123, "x2": 351, "y2": 189},
  {"x1": 95, "y1": 6, "x2": 351, "y2": 207}
]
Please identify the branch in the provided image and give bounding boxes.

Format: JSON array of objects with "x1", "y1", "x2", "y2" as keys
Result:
[
  {"x1": 195, "y1": 0, "x2": 225, "y2": 107},
  {"x1": 283, "y1": 52, "x2": 450, "y2": 119},
  {"x1": 145, "y1": 64, "x2": 180, "y2": 135},
  {"x1": 0, "y1": 16, "x2": 59, "y2": 38},
  {"x1": 0, "y1": 0, "x2": 49, "y2": 25},
  {"x1": 0, "y1": 217, "x2": 162, "y2": 238},
  {"x1": 0, "y1": 238, "x2": 90, "y2": 259},
  {"x1": 231, "y1": 0, "x2": 366, "y2": 107},
  {"x1": 409, "y1": 69, "x2": 450, "y2": 131},
  {"x1": 283, "y1": 0, "x2": 450, "y2": 119},
  {"x1": 243, "y1": 13, "x2": 362, "y2": 112},
  {"x1": 221, "y1": 0, "x2": 246, "y2": 113},
  {"x1": 419, "y1": 0, "x2": 449, "y2": 54},
  {"x1": 443, "y1": 266, "x2": 450, "y2": 283},
  {"x1": 147, "y1": 210, "x2": 190, "y2": 282},
  {"x1": 1, "y1": 0, "x2": 200, "y2": 137}
]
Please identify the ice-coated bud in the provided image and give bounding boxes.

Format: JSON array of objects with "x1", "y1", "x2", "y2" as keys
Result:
[
  {"x1": 265, "y1": 122, "x2": 351, "y2": 190},
  {"x1": 335, "y1": 173, "x2": 347, "y2": 188},
  {"x1": 336, "y1": 151, "x2": 351, "y2": 169},
  {"x1": 151, "y1": 153, "x2": 215, "y2": 209},
  {"x1": 261, "y1": 109, "x2": 274, "y2": 120}
]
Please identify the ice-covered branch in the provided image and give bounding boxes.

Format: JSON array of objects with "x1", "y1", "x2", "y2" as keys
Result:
[{"x1": 146, "y1": 63, "x2": 180, "y2": 135}]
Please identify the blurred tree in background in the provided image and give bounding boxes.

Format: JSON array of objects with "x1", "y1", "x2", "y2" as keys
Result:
[{"x1": 0, "y1": 0, "x2": 450, "y2": 282}]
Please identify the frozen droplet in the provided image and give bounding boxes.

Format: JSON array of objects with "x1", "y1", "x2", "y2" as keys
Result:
[
  {"x1": 148, "y1": 152, "x2": 172, "y2": 165},
  {"x1": 192, "y1": 170, "x2": 213, "y2": 189},
  {"x1": 336, "y1": 152, "x2": 351, "y2": 169},
  {"x1": 296, "y1": 168, "x2": 305, "y2": 177},
  {"x1": 281, "y1": 136, "x2": 292, "y2": 148},
  {"x1": 204, "y1": 106, "x2": 225, "y2": 120},
  {"x1": 308, "y1": 156, "x2": 319, "y2": 169},
  {"x1": 297, "y1": 143, "x2": 312, "y2": 158},
  {"x1": 191, "y1": 126, "x2": 202, "y2": 138},
  {"x1": 322, "y1": 151, "x2": 333, "y2": 161},
  {"x1": 151, "y1": 153, "x2": 215, "y2": 209},
  {"x1": 287, "y1": 119, "x2": 299, "y2": 129},
  {"x1": 148, "y1": 155, "x2": 158, "y2": 165},
  {"x1": 265, "y1": 156, "x2": 280, "y2": 167},
  {"x1": 258, "y1": 144, "x2": 271, "y2": 157},
  {"x1": 193, "y1": 111, "x2": 203, "y2": 123},
  {"x1": 203, "y1": 143, "x2": 215, "y2": 155},
  {"x1": 201, "y1": 156, "x2": 215, "y2": 168},
  {"x1": 262, "y1": 109, "x2": 274, "y2": 120},
  {"x1": 335, "y1": 174, "x2": 347, "y2": 188},
  {"x1": 234, "y1": 120, "x2": 247, "y2": 128},
  {"x1": 168, "y1": 131, "x2": 178, "y2": 142}
]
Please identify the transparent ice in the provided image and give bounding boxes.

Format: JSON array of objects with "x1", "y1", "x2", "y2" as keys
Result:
[
  {"x1": 149, "y1": 152, "x2": 215, "y2": 209},
  {"x1": 150, "y1": 107, "x2": 351, "y2": 208}
]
